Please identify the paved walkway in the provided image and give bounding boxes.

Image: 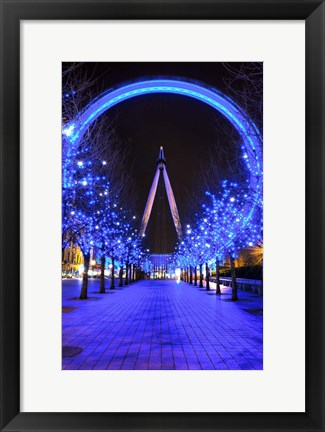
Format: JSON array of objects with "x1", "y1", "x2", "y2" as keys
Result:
[{"x1": 62, "y1": 279, "x2": 263, "y2": 370}]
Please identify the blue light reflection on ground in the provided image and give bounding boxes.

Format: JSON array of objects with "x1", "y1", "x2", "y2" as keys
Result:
[{"x1": 62, "y1": 279, "x2": 263, "y2": 370}]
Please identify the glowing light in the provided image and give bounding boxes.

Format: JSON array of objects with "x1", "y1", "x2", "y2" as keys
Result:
[
  {"x1": 63, "y1": 79, "x2": 262, "y2": 192},
  {"x1": 63, "y1": 77, "x2": 262, "y2": 270},
  {"x1": 77, "y1": 161, "x2": 83, "y2": 166},
  {"x1": 102, "y1": 161, "x2": 107, "y2": 165},
  {"x1": 62, "y1": 123, "x2": 75, "y2": 137}
]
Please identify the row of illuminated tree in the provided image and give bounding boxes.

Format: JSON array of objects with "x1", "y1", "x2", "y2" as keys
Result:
[
  {"x1": 62, "y1": 153, "x2": 147, "y2": 299},
  {"x1": 61, "y1": 63, "x2": 263, "y2": 300},
  {"x1": 171, "y1": 64, "x2": 263, "y2": 300},
  {"x1": 62, "y1": 65, "x2": 147, "y2": 300},
  {"x1": 174, "y1": 179, "x2": 262, "y2": 301}
]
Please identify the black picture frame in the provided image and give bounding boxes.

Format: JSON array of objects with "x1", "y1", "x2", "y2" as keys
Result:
[{"x1": 0, "y1": 1, "x2": 324, "y2": 431}]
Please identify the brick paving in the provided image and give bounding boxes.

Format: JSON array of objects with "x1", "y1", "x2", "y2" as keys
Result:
[{"x1": 62, "y1": 279, "x2": 263, "y2": 370}]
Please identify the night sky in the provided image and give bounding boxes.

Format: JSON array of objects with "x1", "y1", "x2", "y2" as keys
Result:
[{"x1": 66, "y1": 62, "x2": 259, "y2": 253}]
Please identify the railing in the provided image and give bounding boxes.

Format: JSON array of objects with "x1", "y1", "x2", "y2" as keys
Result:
[{"x1": 210, "y1": 277, "x2": 263, "y2": 295}]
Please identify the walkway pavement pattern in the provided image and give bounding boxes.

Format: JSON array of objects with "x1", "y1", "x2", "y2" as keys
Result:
[{"x1": 62, "y1": 279, "x2": 263, "y2": 370}]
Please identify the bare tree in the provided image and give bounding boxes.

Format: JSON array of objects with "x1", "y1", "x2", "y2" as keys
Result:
[{"x1": 222, "y1": 62, "x2": 263, "y2": 133}]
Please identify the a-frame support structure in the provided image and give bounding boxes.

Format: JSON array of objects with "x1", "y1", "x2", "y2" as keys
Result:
[{"x1": 140, "y1": 147, "x2": 182, "y2": 239}]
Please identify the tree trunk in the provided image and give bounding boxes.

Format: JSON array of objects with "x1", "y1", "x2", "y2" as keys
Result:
[
  {"x1": 133, "y1": 265, "x2": 136, "y2": 282},
  {"x1": 230, "y1": 255, "x2": 238, "y2": 301},
  {"x1": 199, "y1": 263, "x2": 203, "y2": 287},
  {"x1": 216, "y1": 258, "x2": 221, "y2": 294},
  {"x1": 79, "y1": 252, "x2": 90, "y2": 299},
  {"x1": 119, "y1": 266, "x2": 123, "y2": 287},
  {"x1": 189, "y1": 266, "x2": 193, "y2": 284},
  {"x1": 110, "y1": 256, "x2": 115, "y2": 289},
  {"x1": 205, "y1": 262, "x2": 210, "y2": 290},
  {"x1": 125, "y1": 262, "x2": 129, "y2": 285},
  {"x1": 194, "y1": 266, "x2": 197, "y2": 286},
  {"x1": 129, "y1": 264, "x2": 132, "y2": 283},
  {"x1": 99, "y1": 255, "x2": 105, "y2": 293}
]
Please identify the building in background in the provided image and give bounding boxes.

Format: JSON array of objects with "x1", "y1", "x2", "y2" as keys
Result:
[{"x1": 62, "y1": 241, "x2": 84, "y2": 277}]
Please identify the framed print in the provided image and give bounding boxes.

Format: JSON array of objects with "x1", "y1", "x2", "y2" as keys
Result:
[{"x1": 0, "y1": 0, "x2": 324, "y2": 431}]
